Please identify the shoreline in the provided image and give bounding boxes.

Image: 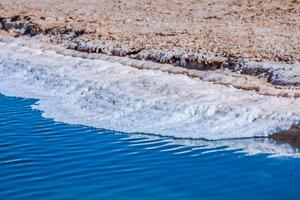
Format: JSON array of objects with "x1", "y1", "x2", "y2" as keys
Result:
[
  {"x1": 1, "y1": 36, "x2": 300, "y2": 143},
  {"x1": 0, "y1": 1, "x2": 300, "y2": 149}
]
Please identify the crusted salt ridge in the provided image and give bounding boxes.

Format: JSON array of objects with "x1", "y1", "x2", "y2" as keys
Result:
[
  {"x1": 67, "y1": 40, "x2": 300, "y2": 86},
  {"x1": 64, "y1": 52, "x2": 300, "y2": 98},
  {"x1": 1, "y1": 37, "x2": 300, "y2": 140},
  {"x1": 62, "y1": 42, "x2": 300, "y2": 98}
]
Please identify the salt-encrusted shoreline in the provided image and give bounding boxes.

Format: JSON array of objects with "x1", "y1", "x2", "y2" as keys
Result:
[
  {"x1": 1, "y1": 36, "x2": 300, "y2": 142},
  {"x1": 0, "y1": 5, "x2": 300, "y2": 149}
]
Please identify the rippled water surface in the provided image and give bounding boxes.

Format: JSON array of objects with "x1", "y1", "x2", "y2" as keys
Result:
[{"x1": 1, "y1": 94, "x2": 300, "y2": 200}]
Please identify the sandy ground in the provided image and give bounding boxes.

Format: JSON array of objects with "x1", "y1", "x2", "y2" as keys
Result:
[{"x1": 0, "y1": 0, "x2": 299, "y2": 62}]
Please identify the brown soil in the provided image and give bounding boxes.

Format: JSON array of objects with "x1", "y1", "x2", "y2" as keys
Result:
[{"x1": 0, "y1": 0, "x2": 299, "y2": 62}]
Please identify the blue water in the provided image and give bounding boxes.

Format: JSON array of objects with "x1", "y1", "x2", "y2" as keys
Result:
[{"x1": 0, "y1": 94, "x2": 300, "y2": 200}]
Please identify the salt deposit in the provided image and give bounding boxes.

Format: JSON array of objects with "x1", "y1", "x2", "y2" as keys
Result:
[{"x1": 1, "y1": 37, "x2": 300, "y2": 140}]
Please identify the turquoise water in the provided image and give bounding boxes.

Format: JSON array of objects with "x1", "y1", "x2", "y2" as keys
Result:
[{"x1": 0, "y1": 94, "x2": 300, "y2": 200}]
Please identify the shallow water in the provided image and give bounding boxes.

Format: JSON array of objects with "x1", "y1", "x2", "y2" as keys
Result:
[{"x1": 1, "y1": 94, "x2": 300, "y2": 200}]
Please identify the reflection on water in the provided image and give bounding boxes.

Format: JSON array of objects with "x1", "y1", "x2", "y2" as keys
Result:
[
  {"x1": 125, "y1": 134, "x2": 300, "y2": 158},
  {"x1": 1, "y1": 94, "x2": 300, "y2": 200}
]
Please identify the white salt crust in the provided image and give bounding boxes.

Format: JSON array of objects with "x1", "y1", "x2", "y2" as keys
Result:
[{"x1": 1, "y1": 38, "x2": 300, "y2": 142}]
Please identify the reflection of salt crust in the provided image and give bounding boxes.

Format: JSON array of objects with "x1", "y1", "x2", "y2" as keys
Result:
[
  {"x1": 1, "y1": 38, "x2": 300, "y2": 140},
  {"x1": 126, "y1": 134, "x2": 300, "y2": 157}
]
